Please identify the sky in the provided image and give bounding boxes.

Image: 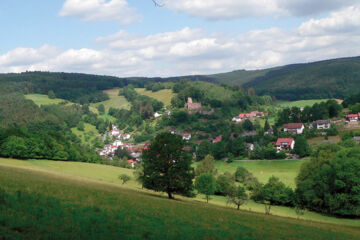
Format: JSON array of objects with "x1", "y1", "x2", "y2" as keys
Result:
[{"x1": 0, "y1": 0, "x2": 360, "y2": 77}]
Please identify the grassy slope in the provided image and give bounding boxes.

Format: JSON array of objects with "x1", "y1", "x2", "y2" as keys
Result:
[
  {"x1": 188, "y1": 81, "x2": 236, "y2": 101},
  {"x1": 1, "y1": 158, "x2": 359, "y2": 227},
  {"x1": 277, "y1": 99, "x2": 330, "y2": 108},
  {"x1": 1, "y1": 163, "x2": 360, "y2": 240},
  {"x1": 25, "y1": 94, "x2": 65, "y2": 106},
  {"x1": 135, "y1": 88, "x2": 175, "y2": 106},
  {"x1": 71, "y1": 123, "x2": 100, "y2": 146},
  {"x1": 91, "y1": 88, "x2": 131, "y2": 111}
]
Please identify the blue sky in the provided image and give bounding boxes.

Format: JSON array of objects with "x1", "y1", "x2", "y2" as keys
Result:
[{"x1": 1, "y1": 0, "x2": 360, "y2": 77}]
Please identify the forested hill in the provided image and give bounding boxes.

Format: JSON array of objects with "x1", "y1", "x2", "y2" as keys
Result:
[{"x1": 204, "y1": 56, "x2": 360, "y2": 100}]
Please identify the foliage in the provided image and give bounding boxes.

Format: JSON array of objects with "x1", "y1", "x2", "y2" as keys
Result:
[
  {"x1": 234, "y1": 167, "x2": 261, "y2": 190},
  {"x1": 119, "y1": 174, "x2": 131, "y2": 184},
  {"x1": 215, "y1": 172, "x2": 235, "y2": 196},
  {"x1": 276, "y1": 100, "x2": 342, "y2": 126},
  {"x1": 195, "y1": 154, "x2": 217, "y2": 176},
  {"x1": 195, "y1": 173, "x2": 216, "y2": 203},
  {"x1": 293, "y1": 136, "x2": 311, "y2": 157},
  {"x1": 255, "y1": 176, "x2": 295, "y2": 207},
  {"x1": 227, "y1": 185, "x2": 248, "y2": 210},
  {"x1": 141, "y1": 132, "x2": 194, "y2": 199},
  {"x1": 47, "y1": 90, "x2": 56, "y2": 99},
  {"x1": 195, "y1": 140, "x2": 212, "y2": 161},
  {"x1": 296, "y1": 146, "x2": 360, "y2": 217}
]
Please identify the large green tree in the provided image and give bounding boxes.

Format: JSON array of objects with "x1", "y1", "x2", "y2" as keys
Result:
[
  {"x1": 195, "y1": 173, "x2": 216, "y2": 203},
  {"x1": 296, "y1": 146, "x2": 360, "y2": 217},
  {"x1": 141, "y1": 132, "x2": 194, "y2": 199},
  {"x1": 195, "y1": 154, "x2": 217, "y2": 176}
]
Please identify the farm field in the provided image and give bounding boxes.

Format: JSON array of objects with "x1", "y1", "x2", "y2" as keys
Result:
[
  {"x1": 1, "y1": 158, "x2": 359, "y2": 227},
  {"x1": 25, "y1": 94, "x2": 66, "y2": 106},
  {"x1": 1, "y1": 162, "x2": 360, "y2": 240},
  {"x1": 135, "y1": 88, "x2": 175, "y2": 106},
  {"x1": 91, "y1": 88, "x2": 131, "y2": 111},
  {"x1": 278, "y1": 99, "x2": 330, "y2": 108}
]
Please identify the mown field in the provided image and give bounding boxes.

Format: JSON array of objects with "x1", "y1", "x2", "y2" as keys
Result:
[
  {"x1": 1, "y1": 158, "x2": 359, "y2": 227},
  {"x1": 91, "y1": 88, "x2": 131, "y2": 111},
  {"x1": 1, "y1": 162, "x2": 360, "y2": 240},
  {"x1": 277, "y1": 99, "x2": 330, "y2": 108},
  {"x1": 25, "y1": 94, "x2": 66, "y2": 106},
  {"x1": 135, "y1": 88, "x2": 175, "y2": 106}
]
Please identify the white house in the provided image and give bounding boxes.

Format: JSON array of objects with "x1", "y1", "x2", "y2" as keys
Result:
[
  {"x1": 111, "y1": 129, "x2": 120, "y2": 137},
  {"x1": 123, "y1": 134, "x2": 131, "y2": 140},
  {"x1": 283, "y1": 123, "x2": 304, "y2": 134},
  {"x1": 182, "y1": 133, "x2": 192, "y2": 141},
  {"x1": 232, "y1": 116, "x2": 242, "y2": 123},
  {"x1": 113, "y1": 140, "x2": 123, "y2": 147},
  {"x1": 276, "y1": 138, "x2": 295, "y2": 152},
  {"x1": 312, "y1": 120, "x2": 331, "y2": 130},
  {"x1": 154, "y1": 112, "x2": 162, "y2": 118}
]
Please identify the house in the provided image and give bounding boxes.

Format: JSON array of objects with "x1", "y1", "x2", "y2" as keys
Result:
[
  {"x1": 276, "y1": 138, "x2": 295, "y2": 152},
  {"x1": 353, "y1": 136, "x2": 360, "y2": 143},
  {"x1": 312, "y1": 120, "x2": 331, "y2": 129},
  {"x1": 264, "y1": 128, "x2": 274, "y2": 135},
  {"x1": 283, "y1": 123, "x2": 304, "y2": 134},
  {"x1": 154, "y1": 112, "x2": 162, "y2": 118},
  {"x1": 128, "y1": 159, "x2": 137, "y2": 168},
  {"x1": 182, "y1": 133, "x2": 192, "y2": 141},
  {"x1": 212, "y1": 135, "x2": 222, "y2": 143},
  {"x1": 346, "y1": 113, "x2": 360, "y2": 122},
  {"x1": 165, "y1": 110, "x2": 171, "y2": 116},
  {"x1": 232, "y1": 116, "x2": 242, "y2": 123},
  {"x1": 113, "y1": 140, "x2": 123, "y2": 147},
  {"x1": 111, "y1": 128, "x2": 120, "y2": 137},
  {"x1": 182, "y1": 146, "x2": 191, "y2": 151},
  {"x1": 185, "y1": 97, "x2": 202, "y2": 111},
  {"x1": 123, "y1": 134, "x2": 131, "y2": 140}
]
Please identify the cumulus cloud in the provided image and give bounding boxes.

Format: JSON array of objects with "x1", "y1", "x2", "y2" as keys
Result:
[
  {"x1": 163, "y1": 0, "x2": 358, "y2": 19},
  {"x1": 2, "y1": 6, "x2": 360, "y2": 76},
  {"x1": 59, "y1": 0, "x2": 142, "y2": 25}
]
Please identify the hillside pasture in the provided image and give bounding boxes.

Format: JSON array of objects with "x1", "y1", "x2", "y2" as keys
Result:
[
  {"x1": 1, "y1": 162, "x2": 360, "y2": 239},
  {"x1": 1, "y1": 158, "x2": 360, "y2": 227},
  {"x1": 277, "y1": 99, "x2": 330, "y2": 108},
  {"x1": 25, "y1": 94, "x2": 66, "y2": 106},
  {"x1": 135, "y1": 88, "x2": 175, "y2": 106},
  {"x1": 188, "y1": 81, "x2": 235, "y2": 101},
  {"x1": 91, "y1": 88, "x2": 131, "y2": 111},
  {"x1": 71, "y1": 123, "x2": 101, "y2": 147}
]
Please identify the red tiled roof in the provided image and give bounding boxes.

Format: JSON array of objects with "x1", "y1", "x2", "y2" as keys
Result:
[
  {"x1": 283, "y1": 123, "x2": 304, "y2": 129},
  {"x1": 212, "y1": 135, "x2": 222, "y2": 143},
  {"x1": 128, "y1": 160, "x2": 137, "y2": 164},
  {"x1": 276, "y1": 138, "x2": 294, "y2": 146},
  {"x1": 182, "y1": 133, "x2": 191, "y2": 137},
  {"x1": 347, "y1": 113, "x2": 360, "y2": 118}
]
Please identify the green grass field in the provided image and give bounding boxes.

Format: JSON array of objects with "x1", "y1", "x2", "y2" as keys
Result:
[
  {"x1": 25, "y1": 94, "x2": 66, "y2": 106},
  {"x1": 71, "y1": 123, "x2": 101, "y2": 146},
  {"x1": 1, "y1": 158, "x2": 359, "y2": 228},
  {"x1": 278, "y1": 99, "x2": 330, "y2": 108},
  {"x1": 213, "y1": 160, "x2": 305, "y2": 188},
  {"x1": 91, "y1": 88, "x2": 131, "y2": 111},
  {"x1": 1, "y1": 160, "x2": 359, "y2": 239},
  {"x1": 135, "y1": 88, "x2": 175, "y2": 106},
  {"x1": 188, "y1": 81, "x2": 235, "y2": 101}
]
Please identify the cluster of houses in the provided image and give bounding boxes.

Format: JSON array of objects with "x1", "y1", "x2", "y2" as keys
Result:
[{"x1": 232, "y1": 111, "x2": 265, "y2": 123}]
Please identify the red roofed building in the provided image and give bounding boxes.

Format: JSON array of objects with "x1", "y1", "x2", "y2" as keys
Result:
[
  {"x1": 276, "y1": 138, "x2": 295, "y2": 152},
  {"x1": 212, "y1": 135, "x2": 222, "y2": 143},
  {"x1": 346, "y1": 113, "x2": 360, "y2": 122},
  {"x1": 283, "y1": 123, "x2": 304, "y2": 134},
  {"x1": 128, "y1": 159, "x2": 137, "y2": 168},
  {"x1": 182, "y1": 146, "x2": 191, "y2": 151},
  {"x1": 182, "y1": 133, "x2": 192, "y2": 141}
]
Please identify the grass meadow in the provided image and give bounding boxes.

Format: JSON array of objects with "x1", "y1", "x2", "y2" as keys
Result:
[
  {"x1": 25, "y1": 94, "x2": 66, "y2": 106},
  {"x1": 135, "y1": 88, "x2": 175, "y2": 106},
  {"x1": 278, "y1": 99, "x2": 330, "y2": 108},
  {"x1": 1, "y1": 162, "x2": 360, "y2": 240},
  {"x1": 1, "y1": 158, "x2": 359, "y2": 228},
  {"x1": 91, "y1": 88, "x2": 131, "y2": 111}
]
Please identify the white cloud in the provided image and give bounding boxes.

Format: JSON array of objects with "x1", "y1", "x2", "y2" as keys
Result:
[
  {"x1": 59, "y1": 0, "x2": 142, "y2": 25},
  {"x1": 163, "y1": 0, "x2": 358, "y2": 19},
  {"x1": 2, "y1": 6, "x2": 360, "y2": 76},
  {"x1": 299, "y1": 6, "x2": 360, "y2": 35}
]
